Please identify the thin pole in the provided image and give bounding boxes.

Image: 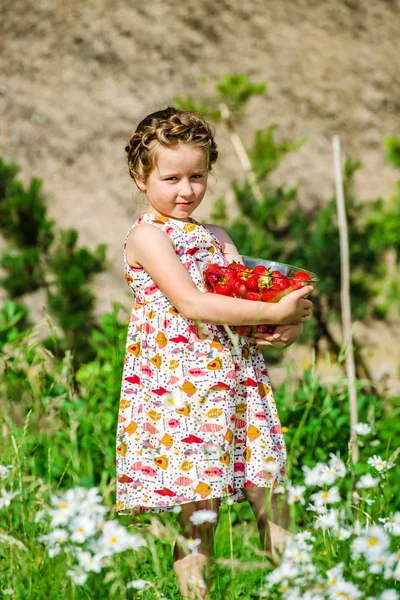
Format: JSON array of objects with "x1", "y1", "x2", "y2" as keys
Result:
[{"x1": 332, "y1": 136, "x2": 359, "y2": 463}]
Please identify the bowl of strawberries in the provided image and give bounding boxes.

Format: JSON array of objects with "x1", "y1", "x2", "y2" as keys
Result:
[
  {"x1": 202, "y1": 256, "x2": 319, "y2": 335},
  {"x1": 203, "y1": 256, "x2": 319, "y2": 300}
]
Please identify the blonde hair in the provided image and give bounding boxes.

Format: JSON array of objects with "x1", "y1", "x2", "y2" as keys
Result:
[{"x1": 125, "y1": 107, "x2": 218, "y2": 183}]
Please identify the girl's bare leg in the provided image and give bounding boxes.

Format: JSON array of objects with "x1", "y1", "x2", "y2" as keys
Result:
[
  {"x1": 243, "y1": 487, "x2": 290, "y2": 564},
  {"x1": 173, "y1": 498, "x2": 220, "y2": 600}
]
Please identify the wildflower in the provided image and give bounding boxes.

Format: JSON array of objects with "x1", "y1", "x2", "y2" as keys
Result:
[
  {"x1": 268, "y1": 562, "x2": 300, "y2": 584},
  {"x1": 384, "y1": 512, "x2": 400, "y2": 536},
  {"x1": 0, "y1": 465, "x2": 12, "y2": 479},
  {"x1": 127, "y1": 579, "x2": 148, "y2": 590},
  {"x1": 353, "y1": 422, "x2": 372, "y2": 435},
  {"x1": 367, "y1": 455, "x2": 388, "y2": 472},
  {"x1": 351, "y1": 525, "x2": 390, "y2": 559},
  {"x1": 355, "y1": 474, "x2": 379, "y2": 489},
  {"x1": 0, "y1": 488, "x2": 20, "y2": 508},
  {"x1": 352, "y1": 491, "x2": 374, "y2": 505},
  {"x1": 295, "y1": 530, "x2": 315, "y2": 544},
  {"x1": 314, "y1": 509, "x2": 339, "y2": 532},
  {"x1": 49, "y1": 494, "x2": 79, "y2": 526},
  {"x1": 176, "y1": 535, "x2": 201, "y2": 554},
  {"x1": 287, "y1": 485, "x2": 306, "y2": 505},
  {"x1": 76, "y1": 550, "x2": 103, "y2": 573},
  {"x1": 367, "y1": 554, "x2": 387, "y2": 574},
  {"x1": 307, "y1": 502, "x2": 327, "y2": 515},
  {"x1": 310, "y1": 486, "x2": 341, "y2": 506},
  {"x1": 326, "y1": 563, "x2": 344, "y2": 586},
  {"x1": 48, "y1": 528, "x2": 69, "y2": 545},
  {"x1": 380, "y1": 590, "x2": 399, "y2": 600},
  {"x1": 188, "y1": 576, "x2": 206, "y2": 590},
  {"x1": 96, "y1": 520, "x2": 146, "y2": 556},
  {"x1": 162, "y1": 389, "x2": 186, "y2": 411},
  {"x1": 328, "y1": 453, "x2": 347, "y2": 478},
  {"x1": 329, "y1": 580, "x2": 362, "y2": 599},
  {"x1": 2, "y1": 590, "x2": 14, "y2": 596},
  {"x1": 186, "y1": 538, "x2": 202, "y2": 554},
  {"x1": 303, "y1": 463, "x2": 327, "y2": 487},
  {"x1": 335, "y1": 528, "x2": 351, "y2": 541},
  {"x1": 69, "y1": 515, "x2": 97, "y2": 543},
  {"x1": 66, "y1": 567, "x2": 88, "y2": 585},
  {"x1": 189, "y1": 510, "x2": 218, "y2": 525}
]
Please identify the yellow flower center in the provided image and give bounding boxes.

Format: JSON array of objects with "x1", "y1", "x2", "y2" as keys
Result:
[
  {"x1": 110, "y1": 536, "x2": 118, "y2": 543},
  {"x1": 368, "y1": 537, "x2": 378, "y2": 546},
  {"x1": 59, "y1": 502, "x2": 67, "y2": 509}
]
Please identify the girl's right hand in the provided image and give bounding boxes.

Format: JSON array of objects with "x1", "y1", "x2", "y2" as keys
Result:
[{"x1": 276, "y1": 286, "x2": 314, "y2": 324}]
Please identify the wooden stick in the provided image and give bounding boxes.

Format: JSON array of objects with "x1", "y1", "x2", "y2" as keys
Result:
[
  {"x1": 219, "y1": 103, "x2": 264, "y2": 202},
  {"x1": 332, "y1": 136, "x2": 359, "y2": 463}
]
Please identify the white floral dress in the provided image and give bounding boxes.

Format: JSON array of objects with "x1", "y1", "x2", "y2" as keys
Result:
[{"x1": 116, "y1": 214, "x2": 286, "y2": 515}]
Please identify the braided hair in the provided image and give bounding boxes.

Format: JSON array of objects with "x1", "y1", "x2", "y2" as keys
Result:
[{"x1": 125, "y1": 107, "x2": 218, "y2": 183}]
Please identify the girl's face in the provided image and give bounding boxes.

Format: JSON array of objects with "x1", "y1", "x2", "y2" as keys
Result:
[{"x1": 135, "y1": 143, "x2": 208, "y2": 221}]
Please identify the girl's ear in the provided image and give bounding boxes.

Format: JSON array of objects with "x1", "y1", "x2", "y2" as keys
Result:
[{"x1": 134, "y1": 176, "x2": 147, "y2": 192}]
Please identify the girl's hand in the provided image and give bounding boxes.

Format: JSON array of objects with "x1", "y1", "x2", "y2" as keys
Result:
[
  {"x1": 252, "y1": 323, "x2": 304, "y2": 348},
  {"x1": 276, "y1": 286, "x2": 314, "y2": 324}
]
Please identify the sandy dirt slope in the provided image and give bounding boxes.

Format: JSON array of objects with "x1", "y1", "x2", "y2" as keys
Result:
[{"x1": 1, "y1": 0, "x2": 399, "y2": 389}]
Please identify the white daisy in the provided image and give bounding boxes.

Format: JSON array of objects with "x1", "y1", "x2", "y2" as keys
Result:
[
  {"x1": 76, "y1": 550, "x2": 103, "y2": 573},
  {"x1": 314, "y1": 509, "x2": 339, "y2": 532},
  {"x1": 335, "y1": 528, "x2": 351, "y2": 541},
  {"x1": 0, "y1": 465, "x2": 13, "y2": 479},
  {"x1": 66, "y1": 567, "x2": 88, "y2": 585},
  {"x1": 69, "y1": 515, "x2": 97, "y2": 543},
  {"x1": 355, "y1": 474, "x2": 379, "y2": 489},
  {"x1": 189, "y1": 510, "x2": 218, "y2": 525},
  {"x1": 329, "y1": 580, "x2": 362, "y2": 599},
  {"x1": 384, "y1": 512, "x2": 400, "y2": 536},
  {"x1": 367, "y1": 554, "x2": 387, "y2": 574},
  {"x1": 127, "y1": 579, "x2": 148, "y2": 590},
  {"x1": 287, "y1": 485, "x2": 306, "y2": 505},
  {"x1": 367, "y1": 455, "x2": 388, "y2": 472},
  {"x1": 310, "y1": 486, "x2": 341, "y2": 505},
  {"x1": 0, "y1": 489, "x2": 20, "y2": 508},
  {"x1": 188, "y1": 576, "x2": 206, "y2": 590},
  {"x1": 380, "y1": 590, "x2": 399, "y2": 600},
  {"x1": 353, "y1": 422, "x2": 372, "y2": 435},
  {"x1": 162, "y1": 389, "x2": 186, "y2": 411},
  {"x1": 351, "y1": 526, "x2": 390, "y2": 559},
  {"x1": 352, "y1": 491, "x2": 374, "y2": 505},
  {"x1": 328, "y1": 453, "x2": 347, "y2": 478}
]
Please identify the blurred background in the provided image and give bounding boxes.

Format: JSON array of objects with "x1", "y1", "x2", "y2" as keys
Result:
[{"x1": 1, "y1": 0, "x2": 399, "y2": 390}]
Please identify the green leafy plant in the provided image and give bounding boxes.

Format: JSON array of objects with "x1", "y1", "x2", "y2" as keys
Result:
[{"x1": 0, "y1": 157, "x2": 107, "y2": 368}]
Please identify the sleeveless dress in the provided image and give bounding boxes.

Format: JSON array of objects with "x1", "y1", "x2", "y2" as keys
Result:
[{"x1": 115, "y1": 213, "x2": 286, "y2": 515}]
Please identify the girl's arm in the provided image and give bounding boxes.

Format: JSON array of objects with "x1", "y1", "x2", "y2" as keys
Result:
[{"x1": 126, "y1": 224, "x2": 313, "y2": 326}]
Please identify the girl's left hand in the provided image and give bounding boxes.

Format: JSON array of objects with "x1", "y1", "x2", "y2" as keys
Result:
[{"x1": 252, "y1": 323, "x2": 304, "y2": 348}]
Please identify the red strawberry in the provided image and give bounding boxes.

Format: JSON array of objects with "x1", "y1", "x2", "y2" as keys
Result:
[
  {"x1": 229, "y1": 264, "x2": 252, "y2": 273},
  {"x1": 261, "y1": 289, "x2": 278, "y2": 302},
  {"x1": 231, "y1": 278, "x2": 248, "y2": 297},
  {"x1": 245, "y1": 291, "x2": 261, "y2": 301},
  {"x1": 292, "y1": 271, "x2": 312, "y2": 283},
  {"x1": 204, "y1": 271, "x2": 221, "y2": 290},
  {"x1": 222, "y1": 268, "x2": 238, "y2": 284},
  {"x1": 246, "y1": 274, "x2": 260, "y2": 292},
  {"x1": 215, "y1": 281, "x2": 233, "y2": 296},
  {"x1": 253, "y1": 265, "x2": 269, "y2": 276}
]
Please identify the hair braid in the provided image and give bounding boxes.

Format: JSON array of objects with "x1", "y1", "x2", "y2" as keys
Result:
[{"x1": 125, "y1": 107, "x2": 218, "y2": 183}]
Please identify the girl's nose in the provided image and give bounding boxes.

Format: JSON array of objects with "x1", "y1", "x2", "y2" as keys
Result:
[{"x1": 179, "y1": 179, "x2": 194, "y2": 198}]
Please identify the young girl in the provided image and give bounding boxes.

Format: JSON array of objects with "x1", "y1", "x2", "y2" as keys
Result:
[{"x1": 116, "y1": 107, "x2": 313, "y2": 599}]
